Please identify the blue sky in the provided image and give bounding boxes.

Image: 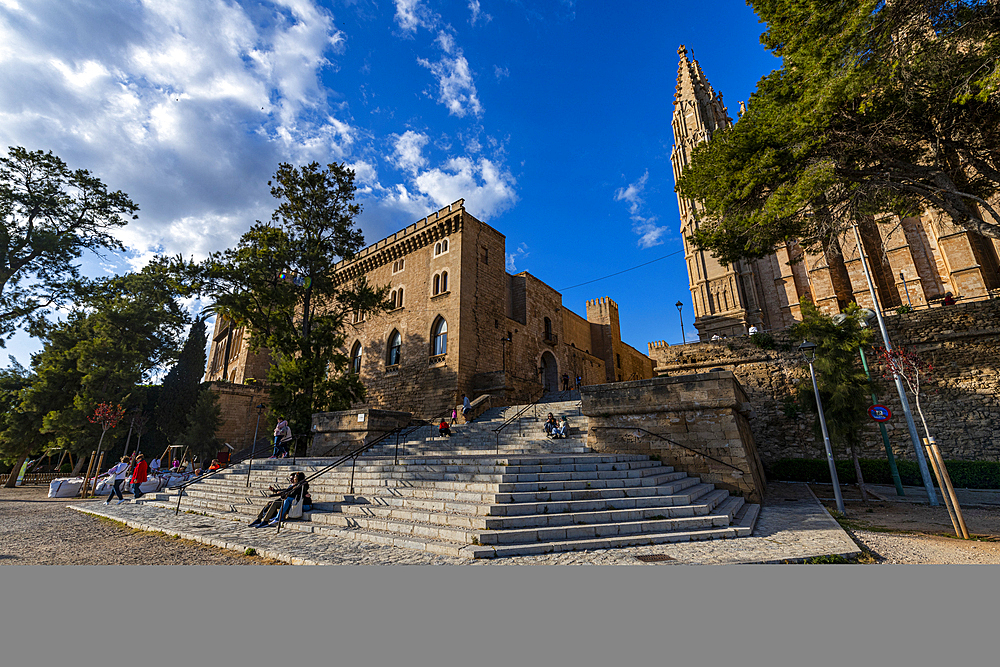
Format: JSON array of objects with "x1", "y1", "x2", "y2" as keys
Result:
[{"x1": 0, "y1": 0, "x2": 780, "y2": 369}]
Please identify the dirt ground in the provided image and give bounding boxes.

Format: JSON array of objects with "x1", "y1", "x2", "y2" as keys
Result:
[
  {"x1": 808, "y1": 483, "x2": 1000, "y2": 539},
  {"x1": 0, "y1": 485, "x2": 286, "y2": 565}
]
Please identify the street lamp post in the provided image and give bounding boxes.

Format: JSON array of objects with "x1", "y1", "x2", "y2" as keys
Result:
[
  {"x1": 675, "y1": 301, "x2": 685, "y2": 344},
  {"x1": 246, "y1": 403, "x2": 267, "y2": 488},
  {"x1": 798, "y1": 340, "x2": 845, "y2": 514},
  {"x1": 852, "y1": 223, "x2": 938, "y2": 505}
]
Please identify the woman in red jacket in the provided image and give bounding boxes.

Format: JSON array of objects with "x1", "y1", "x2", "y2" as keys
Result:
[{"x1": 130, "y1": 454, "x2": 149, "y2": 499}]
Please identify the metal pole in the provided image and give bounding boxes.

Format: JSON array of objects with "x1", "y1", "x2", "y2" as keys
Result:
[
  {"x1": 808, "y1": 360, "x2": 845, "y2": 514},
  {"x1": 852, "y1": 223, "x2": 938, "y2": 505},
  {"x1": 676, "y1": 301, "x2": 686, "y2": 344},
  {"x1": 246, "y1": 411, "x2": 262, "y2": 488},
  {"x1": 858, "y1": 346, "x2": 904, "y2": 496},
  {"x1": 899, "y1": 271, "x2": 912, "y2": 307}
]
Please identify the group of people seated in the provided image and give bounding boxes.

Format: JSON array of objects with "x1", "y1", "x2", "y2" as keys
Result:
[
  {"x1": 249, "y1": 471, "x2": 313, "y2": 528},
  {"x1": 543, "y1": 413, "x2": 570, "y2": 439}
]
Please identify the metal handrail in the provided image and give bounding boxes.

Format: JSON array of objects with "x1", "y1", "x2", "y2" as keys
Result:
[
  {"x1": 492, "y1": 391, "x2": 546, "y2": 455},
  {"x1": 589, "y1": 426, "x2": 748, "y2": 474},
  {"x1": 273, "y1": 421, "x2": 420, "y2": 534},
  {"x1": 170, "y1": 438, "x2": 269, "y2": 515}
]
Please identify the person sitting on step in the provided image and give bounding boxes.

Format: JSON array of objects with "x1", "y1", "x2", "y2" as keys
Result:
[
  {"x1": 438, "y1": 420, "x2": 452, "y2": 437},
  {"x1": 543, "y1": 413, "x2": 558, "y2": 436},
  {"x1": 249, "y1": 472, "x2": 311, "y2": 527},
  {"x1": 552, "y1": 417, "x2": 569, "y2": 439}
]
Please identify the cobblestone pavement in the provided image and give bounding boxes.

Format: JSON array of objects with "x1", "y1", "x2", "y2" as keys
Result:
[{"x1": 52, "y1": 482, "x2": 860, "y2": 565}]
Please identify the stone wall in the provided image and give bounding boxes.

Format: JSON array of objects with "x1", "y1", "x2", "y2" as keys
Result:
[
  {"x1": 309, "y1": 409, "x2": 413, "y2": 457},
  {"x1": 647, "y1": 299, "x2": 1000, "y2": 465},
  {"x1": 208, "y1": 382, "x2": 272, "y2": 453},
  {"x1": 580, "y1": 373, "x2": 766, "y2": 504}
]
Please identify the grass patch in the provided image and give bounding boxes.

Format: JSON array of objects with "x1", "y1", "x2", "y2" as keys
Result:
[{"x1": 244, "y1": 548, "x2": 257, "y2": 556}]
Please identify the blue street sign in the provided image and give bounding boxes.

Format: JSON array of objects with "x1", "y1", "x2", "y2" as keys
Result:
[{"x1": 869, "y1": 405, "x2": 892, "y2": 421}]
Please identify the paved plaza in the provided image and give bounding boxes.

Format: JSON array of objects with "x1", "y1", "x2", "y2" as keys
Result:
[{"x1": 67, "y1": 481, "x2": 859, "y2": 565}]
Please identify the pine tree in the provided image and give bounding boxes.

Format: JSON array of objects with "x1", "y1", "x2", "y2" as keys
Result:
[{"x1": 156, "y1": 317, "x2": 208, "y2": 443}]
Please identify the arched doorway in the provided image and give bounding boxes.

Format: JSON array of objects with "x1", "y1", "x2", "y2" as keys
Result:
[{"x1": 540, "y1": 351, "x2": 558, "y2": 393}]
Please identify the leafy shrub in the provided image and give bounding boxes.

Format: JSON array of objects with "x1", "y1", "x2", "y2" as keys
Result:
[
  {"x1": 765, "y1": 458, "x2": 1000, "y2": 489},
  {"x1": 895, "y1": 305, "x2": 913, "y2": 315},
  {"x1": 749, "y1": 332, "x2": 776, "y2": 350}
]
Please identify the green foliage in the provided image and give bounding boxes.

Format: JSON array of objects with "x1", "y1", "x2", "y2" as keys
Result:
[
  {"x1": 766, "y1": 457, "x2": 1000, "y2": 489},
  {"x1": 895, "y1": 305, "x2": 913, "y2": 315},
  {"x1": 178, "y1": 388, "x2": 222, "y2": 464},
  {"x1": 790, "y1": 298, "x2": 877, "y2": 455},
  {"x1": 0, "y1": 147, "x2": 138, "y2": 343},
  {"x1": 203, "y1": 162, "x2": 388, "y2": 435},
  {"x1": 156, "y1": 317, "x2": 209, "y2": 443},
  {"x1": 749, "y1": 332, "x2": 775, "y2": 350},
  {"x1": 15, "y1": 260, "x2": 192, "y2": 457},
  {"x1": 676, "y1": 0, "x2": 1000, "y2": 265}
]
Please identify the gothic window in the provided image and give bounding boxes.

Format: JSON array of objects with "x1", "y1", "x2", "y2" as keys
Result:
[
  {"x1": 397, "y1": 287, "x2": 403, "y2": 307},
  {"x1": 431, "y1": 317, "x2": 448, "y2": 356},
  {"x1": 432, "y1": 272, "x2": 448, "y2": 296},
  {"x1": 434, "y1": 242, "x2": 441, "y2": 255},
  {"x1": 392, "y1": 259, "x2": 405, "y2": 274},
  {"x1": 433, "y1": 274, "x2": 440, "y2": 295},
  {"x1": 387, "y1": 330, "x2": 401, "y2": 367},
  {"x1": 434, "y1": 238, "x2": 449, "y2": 256},
  {"x1": 389, "y1": 291, "x2": 397, "y2": 309},
  {"x1": 350, "y1": 342, "x2": 362, "y2": 374},
  {"x1": 543, "y1": 317, "x2": 553, "y2": 341},
  {"x1": 441, "y1": 271, "x2": 448, "y2": 292}
]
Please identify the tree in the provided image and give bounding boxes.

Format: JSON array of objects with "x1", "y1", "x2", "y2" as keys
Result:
[
  {"x1": 155, "y1": 316, "x2": 209, "y2": 443},
  {"x1": 790, "y1": 298, "x2": 878, "y2": 499},
  {"x1": 0, "y1": 363, "x2": 49, "y2": 488},
  {"x1": 676, "y1": 0, "x2": 1000, "y2": 266},
  {"x1": 204, "y1": 162, "x2": 387, "y2": 434},
  {"x1": 18, "y1": 258, "x2": 192, "y2": 460},
  {"x1": 87, "y1": 402, "x2": 126, "y2": 458},
  {"x1": 178, "y1": 387, "x2": 222, "y2": 465},
  {"x1": 0, "y1": 147, "x2": 138, "y2": 342}
]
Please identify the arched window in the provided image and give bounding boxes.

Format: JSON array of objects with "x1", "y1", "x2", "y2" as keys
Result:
[
  {"x1": 544, "y1": 317, "x2": 552, "y2": 338},
  {"x1": 442, "y1": 238, "x2": 449, "y2": 252},
  {"x1": 350, "y1": 342, "x2": 362, "y2": 374},
  {"x1": 440, "y1": 271, "x2": 448, "y2": 292},
  {"x1": 434, "y1": 239, "x2": 449, "y2": 256},
  {"x1": 433, "y1": 274, "x2": 441, "y2": 296},
  {"x1": 389, "y1": 291, "x2": 397, "y2": 309},
  {"x1": 387, "y1": 330, "x2": 401, "y2": 366},
  {"x1": 434, "y1": 242, "x2": 442, "y2": 255},
  {"x1": 431, "y1": 317, "x2": 447, "y2": 356},
  {"x1": 397, "y1": 287, "x2": 403, "y2": 307}
]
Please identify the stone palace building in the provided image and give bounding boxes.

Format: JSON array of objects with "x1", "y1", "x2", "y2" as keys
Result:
[
  {"x1": 670, "y1": 45, "x2": 1000, "y2": 341},
  {"x1": 205, "y1": 199, "x2": 654, "y2": 422}
]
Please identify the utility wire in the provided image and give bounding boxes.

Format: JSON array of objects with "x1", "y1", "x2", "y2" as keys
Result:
[{"x1": 558, "y1": 249, "x2": 684, "y2": 292}]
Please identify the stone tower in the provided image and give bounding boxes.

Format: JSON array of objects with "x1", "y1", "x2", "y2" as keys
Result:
[{"x1": 670, "y1": 45, "x2": 765, "y2": 339}]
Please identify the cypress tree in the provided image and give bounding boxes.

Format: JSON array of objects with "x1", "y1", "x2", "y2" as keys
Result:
[{"x1": 156, "y1": 317, "x2": 208, "y2": 443}]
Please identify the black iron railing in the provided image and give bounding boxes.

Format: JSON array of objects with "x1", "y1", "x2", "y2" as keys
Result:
[{"x1": 492, "y1": 391, "x2": 547, "y2": 455}]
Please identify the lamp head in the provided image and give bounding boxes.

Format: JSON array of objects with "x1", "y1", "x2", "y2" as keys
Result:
[
  {"x1": 797, "y1": 340, "x2": 817, "y2": 361},
  {"x1": 675, "y1": 301, "x2": 683, "y2": 309}
]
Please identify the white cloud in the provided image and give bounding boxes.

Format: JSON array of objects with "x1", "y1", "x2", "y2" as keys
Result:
[
  {"x1": 469, "y1": 1, "x2": 492, "y2": 25},
  {"x1": 413, "y1": 156, "x2": 515, "y2": 218},
  {"x1": 494, "y1": 65, "x2": 510, "y2": 80},
  {"x1": 392, "y1": 130, "x2": 430, "y2": 173},
  {"x1": 418, "y1": 32, "x2": 483, "y2": 118},
  {"x1": 615, "y1": 170, "x2": 669, "y2": 248},
  {"x1": 506, "y1": 242, "x2": 529, "y2": 272},
  {"x1": 393, "y1": 0, "x2": 437, "y2": 35},
  {"x1": 0, "y1": 0, "x2": 353, "y2": 261},
  {"x1": 614, "y1": 170, "x2": 648, "y2": 215}
]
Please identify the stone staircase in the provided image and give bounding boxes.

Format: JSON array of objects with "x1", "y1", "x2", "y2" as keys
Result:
[{"x1": 137, "y1": 394, "x2": 759, "y2": 558}]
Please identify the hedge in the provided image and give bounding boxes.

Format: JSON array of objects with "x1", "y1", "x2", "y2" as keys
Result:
[{"x1": 765, "y1": 458, "x2": 1000, "y2": 490}]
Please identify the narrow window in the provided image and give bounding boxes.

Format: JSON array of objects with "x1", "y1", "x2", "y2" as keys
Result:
[
  {"x1": 441, "y1": 271, "x2": 448, "y2": 292},
  {"x1": 544, "y1": 317, "x2": 552, "y2": 340},
  {"x1": 389, "y1": 291, "x2": 397, "y2": 309},
  {"x1": 433, "y1": 274, "x2": 440, "y2": 295},
  {"x1": 397, "y1": 287, "x2": 403, "y2": 307},
  {"x1": 434, "y1": 242, "x2": 442, "y2": 255},
  {"x1": 481, "y1": 246, "x2": 488, "y2": 264},
  {"x1": 350, "y1": 342, "x2": 362, "y2": 374},
  {"x1": 387, "y1": 330, "x2": 401, "y2": 366},
  {"x1": 442, "y1": 239, "x2": 449, "y2": 252},
  {"x1": 431, "y1": 317, "x2": 448, "y2": 356},
  {"x1": 617, "y1": 353, "x2": 621, "y2": 369}
]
